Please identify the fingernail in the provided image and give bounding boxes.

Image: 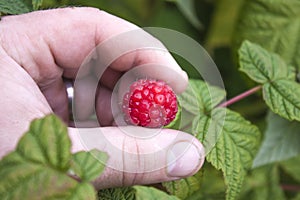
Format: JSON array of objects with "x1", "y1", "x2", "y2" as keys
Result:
[{"x1": 167, "y1": 141, "x2": 204, "y2": 177}]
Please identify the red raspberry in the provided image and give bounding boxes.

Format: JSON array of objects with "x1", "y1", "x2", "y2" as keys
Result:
[{"x1": 122, "y1": 79, "x2": 178, "y2": 127}]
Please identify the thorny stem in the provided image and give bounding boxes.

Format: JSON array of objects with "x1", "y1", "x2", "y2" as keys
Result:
[
  {"x1": 281, "y1": 184, "x2": 300, "y2": 192},
  {"x1": 218, "y1": 85, "x2": 262, "y2": 108}
]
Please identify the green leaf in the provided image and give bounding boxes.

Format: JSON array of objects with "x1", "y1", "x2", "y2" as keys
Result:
[
  {"x1": 17, "y1": 114, "x2": 71, "y2": 171},
  {"x1": 253, "y1": 112, "x2": 300, "y2": 167},
  {"x1": 171, "y1": 0, "x2": 203, "y2": 30},
  {"x1": 238, "y1": 40, "x2": 296, "y2": 83},
  {"x1": 238, "y1": 165, "x2": 285, "y2": 200},
  {"x1": 234, "y1": 0, "x2": 300, "y2": 71},
  {"x1": 263, "y1": 80, "x2": 300, "y2": 121},
  {"x1": 134, "y1": 186, "x2": 180, "y2": 200},
  {"x1": 0, "y1": 115, "x2": 104, "y2": 200},
  {"x1": 206, "y1": 108, "x2": 261, "y2": 200},
  {"x1": 71, "y1": 149, "x2": 108, "y2": 182},
  {"x1": 0, "y1": 0, "x2": 30, "y2": 15},
  {"x1": 32, "y1": 0, "x2": 43, "y2": 10},
  {"x1": 178, "y1": 79, "x2": 226, "y2": 115},
  {"x1": 280, "y1": 156, "x2": 300, "y2": 182},
  {"x1": 98, "y1": 187, "x2": 135, "y2": 200},
  {"x1": 162, "y1": 171, "x2": 203, "y2": 199}
]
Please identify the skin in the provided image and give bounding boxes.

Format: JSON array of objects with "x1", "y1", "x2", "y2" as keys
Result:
[{"x1": 0, "y1": 7, "x2": 205, "y2": 189}]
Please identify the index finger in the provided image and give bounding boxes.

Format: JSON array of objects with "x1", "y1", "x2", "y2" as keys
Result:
[{"x1": 0, "y1": 7, "x2": 188, "y2": 93}]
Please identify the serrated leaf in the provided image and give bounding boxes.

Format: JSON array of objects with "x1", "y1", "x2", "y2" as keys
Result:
[
  {"x1": 234, "y1": 0, "x2": 300, "y2": 71},
  {"x1": 280, "y1": 156, "x2": 300, "y2": 182},
  {"x1": 0, "y1": 115, "x2": 103, "y2": 200},
  {"x1": 134, "y1": 186, "x2": 180, "y2": 200},
  {"x1": 253, "y1": 112, "x2": 300, "y2": 167},
  {"x1": 0, "y1": 0, "x2": 30, "y2": 15},
  {"x1": 162, "y1": 171, "x2": 202, "y2": 199},
  {"x1": 205, "y1": 108, "x2": 260, "y2": 200},
  {"x1": 178, "y1": 79, "x2": 226, "y2": 115},
  {"x1": 238, "y1": 40, "x2": 296, "y2": 83},
  {"x1": 71, "y1": 149, "x2": 108, "y2": 182},
  {"x1": 238, "y1": 165, "x2": 285, "y2": 200},
  {"x1": 97, "y1": 187, "x2": 135, "y2": 200},
  {"x1": 17, "y1": 114, "x2": 71, "y2": 171},
  {"x1": 263, "y1": 80, "x2": 300, "y2": 121},
  {"x1": 32, "y1": 0, "x2": 43, "y2": 10}
]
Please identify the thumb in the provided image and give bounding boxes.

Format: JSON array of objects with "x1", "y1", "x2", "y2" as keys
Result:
[{"x1": 68, "y1": 126, "x2": 205, "y2": 189}]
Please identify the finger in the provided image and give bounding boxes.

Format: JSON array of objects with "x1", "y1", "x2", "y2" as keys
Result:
[
  {"x1": 0, "y1": 7, "x2": 188, "y2": 91},
  {"x1": 68, "y1": 127, "x2": 205, "y2": 189}
]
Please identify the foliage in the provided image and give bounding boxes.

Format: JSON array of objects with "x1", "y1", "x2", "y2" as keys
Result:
[
  {"x1": 1, "y1": 0, "x2": 300, "y2": 200},
  {"x1": 0, "y1": 115, "x2": 108, "y2": 200}
]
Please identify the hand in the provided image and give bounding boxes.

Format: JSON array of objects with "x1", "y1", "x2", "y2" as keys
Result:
[{"x1": 0, "y1": 7, "x2": 205, "y2": 189}]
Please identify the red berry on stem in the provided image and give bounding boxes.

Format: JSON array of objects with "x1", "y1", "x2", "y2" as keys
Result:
[{"x1": 122, "y1": 79, "x2": 178, "y2": 128}]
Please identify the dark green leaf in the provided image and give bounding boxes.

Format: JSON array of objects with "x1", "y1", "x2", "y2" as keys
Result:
[
  {"x1": 162, "y1": 171, "x2": 202, "y2": 199},
  {"x1": 280, "y1": 156, "x2": 300, "y2": 182},
  {"x1": 98, "y1": 187, "x2": 135, "y2": 200},
  {"x1": 206, "y1": 108, "x2": 261, "y2": 200},
  {"x1": 71, "y1": 149, "x2": 108, "y2": 182},
  {"x1": 172, "y1": 0, "x2": 203, "y2": 30},
  {"x1": 238, "y1": 165, "x2": 285, "y2": 200},
  {"x1": 0, "y1": 0, "x2": 30, "y2": 15},
  {"x1": 253, "y1": 112, "x2": 300, "y2": 167},
  {"x1": 234, "y1": 0, "x2": 300, "y2": 71},
  {"x1": 263, "y1": 80, "x2": 300, "y2": 121},
  {"x1": 134, "y1": 186, "x2": 180, "y2": 200},
  {"x1": 238, "y1": 40, "x2": 295, "y2": 83}
]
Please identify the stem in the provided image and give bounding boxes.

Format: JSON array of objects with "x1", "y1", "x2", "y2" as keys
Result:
[
  {"x1": 218, "y1": 85, "x2": 262, "y2": 108},
  {"x1": 281, "y1": 184, "x2": 300, "y2": 192}
]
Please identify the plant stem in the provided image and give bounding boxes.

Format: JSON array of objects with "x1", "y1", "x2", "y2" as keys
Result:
[
  {"x1": 218, "y1": 85, "x2": 262, "y2": 108},
  {"x1": 281, "y1": 184, "x2": 300, "y2": 192}
]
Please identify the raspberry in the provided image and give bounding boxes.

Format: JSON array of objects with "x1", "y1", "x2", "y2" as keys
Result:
[{"x1": 122, "y1": 79, "x2": 178, "y2": 128}]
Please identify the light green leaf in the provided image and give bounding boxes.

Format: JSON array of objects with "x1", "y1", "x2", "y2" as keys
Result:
[
  {"x1": 263, "y1": 80, "x2": 300, "y2": 121},
  {"x1": 32, "y1": 0, "x2": 43, "y2": 10},
  {"x1": 162, "y1": 171, "x2": 203, "y2": 199},
  {"x1": 238, "y1": 40, "x2": 296, "y2": 83},
  {"x1": 234, "y1": 0, "x2": 300, "y2": 71},
  {"x1": 178, "y1": 79, "x2": 226, "y2": 115},
  {"x1": 238, "y1": 165, "x2": 285, "y2": 200},
  {"x1": 253, "y1": 112, "x2": 300, "y2": 168},
  {"x1": 97, "y1": 187, "x2": 135, "y2": 200},
  {"x1": 0, "y1": 0, "x2": 30, "y2": 15},
  {"x1": 171, "y1": 0, "x2": 203, "y2": 30},
  {"x1": 17, "y1": 114, "x2": 71, "y2": 171},
  {"x1": 71, "y1": 149, "x2": 108, "y2": 182},
  {"x1": 280, "y1": 156, "x2": 300, "y2": 182},
  {"x1": 206, "y1": 108, "x2": 260, "y2": 200},
  {"x1": 134, "y1": 186, "x2": 180, "y2": 200},
  {"x1": 0, "y1": 115, "x2": 104, "y2": 200}
]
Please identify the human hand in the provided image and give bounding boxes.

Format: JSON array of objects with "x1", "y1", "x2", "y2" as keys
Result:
[{"x1": 0, "y1": 7, "x2": 205, "y2": 189}]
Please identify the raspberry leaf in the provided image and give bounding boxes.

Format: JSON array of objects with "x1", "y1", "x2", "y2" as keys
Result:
[
  {"x1": 71, "y1": 149, "x2": 108, "y2": 182},
  {"x1": 192, "y1": 107, "x2": 260, "y2": 200},
  {"x1": 263, "y1": 80, "x2": 300, "y2": 121},
  {"x1": 134, "y1": 186, "x2": 180, "y2": 200},
  {"x1": 234, "y1": 0, "x2": 300, "y2": 71},
  {"x1": 238, "y1": 40, "x2": 296, "y2": 83},
  {"x1": 178, "y1": 79, "x2": 226, "y2": 115},
  {"x1": 0, "y1": 0, "x2": 30, "y2": 15},
  {"x1": 98, "y1": 187, "x2": 136, "y2": 200},
  {"x1": 253, "y1": 112, "x2": 300, "y2": 167},
  {"x1": 162, "y1": 171, "x2": 202, "y2": 199},
  {"x1": 0, "y1": 115, "x2": 107, "y2": 200}
]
